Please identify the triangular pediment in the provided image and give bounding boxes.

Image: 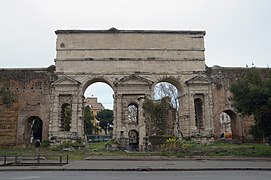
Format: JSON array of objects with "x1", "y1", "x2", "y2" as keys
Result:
[
  {"x1": 115, "y1": 74, "x2": 153, "y2": 85},
  {"x1": 52, "y1": 76, "x2": 80, "y2": 86},
  {"x1": 185, "y1": 75, "x2": 210, "y2": 84}
]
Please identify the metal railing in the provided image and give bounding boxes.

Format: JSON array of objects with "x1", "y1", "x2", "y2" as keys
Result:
[{"x1": 1, "y1": 154, "x2": 69, "y2": 166}]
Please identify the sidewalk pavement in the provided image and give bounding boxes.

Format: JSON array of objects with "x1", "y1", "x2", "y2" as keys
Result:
[{"x1": 1, "y1": 157, "x2": 271, "y2": 171}]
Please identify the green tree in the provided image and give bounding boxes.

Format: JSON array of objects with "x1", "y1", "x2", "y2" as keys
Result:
[
  {"x1": 96, "y1": 109, "x2": 113, "y2": 134},
  {"x1": 63, "y1": 105, "x2": 72, "y2": 131},
  {"x1": 84, "y1": 105, "x2": 94, "y2": 135},
  {"x1": 230, "y1": 68, "x2": 271, "y2": 141}
]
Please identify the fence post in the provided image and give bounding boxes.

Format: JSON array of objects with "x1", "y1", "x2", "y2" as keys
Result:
[
  {"x1": 66, "y1": 154, "x2": 69, "y2": 164},
  {"x1": 59, "y1": 155, "x2": 62, "y2": 166},
  {"x1": 14, "y1": 153, "x2": 17, "y2": 165},
  {"x1": 37, "y1": 154, "x2": 40, "y2": 164},
  {"x1": 4, "y1": 155, "x2": 6, "y2": 166}
]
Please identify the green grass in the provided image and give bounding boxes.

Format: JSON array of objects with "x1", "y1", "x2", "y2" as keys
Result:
[
  {"x1": 181, "y1": 142, "x2": 271, "y2": 157},
  {"x1": 0, "y1": 142, "x2": 270, "y2": 160},
  {"x1": 88, "y1": 142, "x2": 107, "y2": 151}
]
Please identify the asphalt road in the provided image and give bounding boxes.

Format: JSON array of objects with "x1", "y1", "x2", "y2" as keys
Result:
[
  {"x1": 1, "y1": 159, "x2": 271, "y2": 171},
  {"x1": 0, "y1": 171, "x2": 271, "y2": 180}
]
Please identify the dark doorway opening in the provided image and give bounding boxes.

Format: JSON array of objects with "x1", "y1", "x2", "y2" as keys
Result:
[
  {"x1": 25, "y1": 116, "x2": 43, "y2": 145},
  {"x1": 128, "y1": 130, "x2": 139, "y2": 151}
]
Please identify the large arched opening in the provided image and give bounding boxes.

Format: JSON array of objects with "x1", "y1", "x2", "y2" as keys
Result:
[
  {"x1": 153, "y1": 78, "x2": 182, "y2": 109},
  {"x1": 83, "y1": 80, "x2": 114, "y2": 138},
  {"x1": 24, "y1": 116, "x2": 43, "y2": 145},
  {"x1": 151, "y1": 77, "x2": 182, "y2": 136}
]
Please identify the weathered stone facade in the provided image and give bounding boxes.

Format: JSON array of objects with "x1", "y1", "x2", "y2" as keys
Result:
[
  {"x1": 206, "y1": 67, "x2": 269, "y2": 142},
  {"x1": 0, "y1": 29, "x2": 269, "y2": 148},
  {"x1": 52, "y1": 29, "x2": 212, "y2": 150},
  {"x1": 0, "y1": 67, "x2": 56, "y2": 147}
]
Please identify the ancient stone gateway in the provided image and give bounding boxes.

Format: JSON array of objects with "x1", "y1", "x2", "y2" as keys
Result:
[
  {"x1": 1, "y1": 28, "x2": 261, "y2": 148},
  {"x1": 51, "y1": 28, "x2": 215, "y2": 150}
]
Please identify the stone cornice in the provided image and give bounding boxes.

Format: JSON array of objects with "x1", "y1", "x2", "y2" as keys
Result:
[{"x1": 55, "y1": 28, "x2": 206, "y2": 35}]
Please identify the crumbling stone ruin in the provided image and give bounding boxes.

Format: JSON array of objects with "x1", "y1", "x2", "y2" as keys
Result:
[
  {"x1": 0, "y1": 28, "x2": 268, "y2": 150},
  {"x1": 0, "y1": 66, "x2": 56, "y2": 147}
]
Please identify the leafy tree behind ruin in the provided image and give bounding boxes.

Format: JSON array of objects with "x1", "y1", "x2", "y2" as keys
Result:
[
  {"x1": 83, "y1": 105, "x2": 94, "y2": 135},
  {"x1": 230, "y1": 68, "x2": 271, "y2": 141},
  {"x1": 154, "y1": 82, "x2": 179, "y2": 109},
  {"x1": 63, "y1": 105, "x2": 72, "y2": 131},
  {"x1": 96, "y1": 109, "x2": 113, "y2": 134}
]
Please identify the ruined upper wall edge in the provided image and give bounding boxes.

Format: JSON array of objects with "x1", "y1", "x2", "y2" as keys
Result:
[{"x1": 55, "y1": 29, "x2": 206, "y2": 35}]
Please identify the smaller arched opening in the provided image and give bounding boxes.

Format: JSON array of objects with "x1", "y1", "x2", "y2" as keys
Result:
[
  {"x1": 219, "y1": 112, "x2": 232, "y2": 140},
  {"x1": 128, "y1": 130, "x2": 139, "y2": 151},
  {"x1": 25, "y1": 116, "x2": 43, "y2": 145},
  {"x1": 128, "y1": 103, "x2": 138, "y2": 124},
  {"x1": 60, "y1": 103, "x2": 72, "y2": 131},
  {"x1": 194, "y1": 98, "x2": 204, "y2": 130},
  {"x1": 220, "y1": 110, "x2": 238, "y2": 141}
]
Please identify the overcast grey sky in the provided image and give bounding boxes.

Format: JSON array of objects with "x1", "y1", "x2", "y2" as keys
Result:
[
  {"x1": 1, "y1": 0, "x2": 270, "y2": 68},
  {"x1": 1, "y1": 0, "x2": 271, "y2": 109}
]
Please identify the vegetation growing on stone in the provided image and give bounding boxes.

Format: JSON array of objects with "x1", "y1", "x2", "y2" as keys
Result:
[
  {"x1": 63, "y1": 105, "x2": 72, "y2": 131},
  {"x1": 0, "y1": 88, "x2": 15, "y2": 108},
  {"x1": 230, "y1": 68, "x2": 271, "y2": 141},
  {"x1": 143, "y1": 98, "x2": 175, "y2": 135}
]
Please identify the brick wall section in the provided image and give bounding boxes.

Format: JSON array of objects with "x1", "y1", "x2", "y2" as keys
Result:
[
  {"x1": 0, "y1": 101, "x2": 18, "y2": 147},
  {"x1": 0, "y1": 66, "x2": 56, "y2": 147},
  {"x1": 0, "y1": 65, "x2": 269, "y2": 146},
  {"x1": 207, "y1": 66, "x2": 270, "y2": 141}
]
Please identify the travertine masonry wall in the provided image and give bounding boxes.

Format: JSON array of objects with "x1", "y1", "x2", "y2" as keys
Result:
[
  {"x1": 55, "y1": 30, "x2": 206, "y2": 74},
  {"x1": 52, "y1": 29, "x2": 215, "y2": 150}
]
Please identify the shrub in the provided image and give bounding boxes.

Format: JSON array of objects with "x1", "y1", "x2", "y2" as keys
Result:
[
  {"x1": 161, "y1": 137, "x2": 182, "y2": 153},
  {"x1": 0, "y1": 88, "x2": 16, "y2": 107},
  {"x1": 41, "y1": 140, "x2": 50, "y2": 148}
]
